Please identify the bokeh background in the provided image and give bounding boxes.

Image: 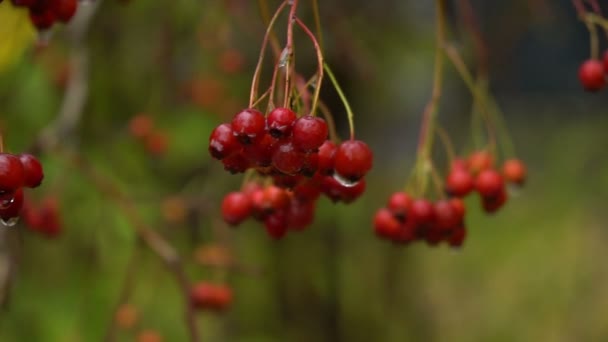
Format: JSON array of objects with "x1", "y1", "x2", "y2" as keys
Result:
[{"x1": 1, "y1": 0, "x2": 608, "y2": 341}]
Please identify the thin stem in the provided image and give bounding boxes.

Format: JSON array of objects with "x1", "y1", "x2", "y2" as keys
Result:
[
  {"x1": 323, "y1": 62, "x2": 355, "y2": 139},
  {"x1": 317, "y1": 99, "x2": 340, "y2": 143},
  {"x1": 0, "y1": 133, "x2": 3, "y2": 153},
  {"x1": 434, "y1": 125, "x2": 455, "y2": 163},
  {"x1": 283, "y1": 0, "x2": 300, "y2": 108},
  {"x1": 295, "y1": 17, "x2": 324, "y2": 117},
  {"x1": 312, "y1": 0, "x2": 324, "y2": 50},
  {"x1": 249, "y1": 0, "x2": 288, "y2": 108},
  {"x1": 457, "y1": 0, "x2": 488, "y2": 79},
  {"x1": 267, "y1": 52, "x2": 284, "y2": 111},
  {"x1": 257, "y1": 0, "x2": 282, "y2": 58},
  {"x1": 251, "y1": 86, "x2": 272, "y2": 109}
]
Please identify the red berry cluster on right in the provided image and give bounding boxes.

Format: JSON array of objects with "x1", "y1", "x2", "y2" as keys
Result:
[
  {"x1": 211, "y1": 107, "x2": 373, "y2": 236},
  {"x1": 8, "y1": 0, "x2": 79, "y2": 31},
  {"x1": 189, "y1": 282, "x2": 232, "y2": 312},
  {"x1": 374, "y1": 151, "x2": 527, "y2": 248},
  {"x1": 0, "y1": 153, "x2": 44, "y2": 225},
  {"x1": 578, "y1": 51, "x2": 608, "y2": 92}
]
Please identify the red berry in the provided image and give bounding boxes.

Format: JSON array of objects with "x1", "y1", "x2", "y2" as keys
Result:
[
  {"x1": 292, "y1": 116, "x2": 328, "y2": 152},
  {"x1": 51, "y1": 0, "x2": 77, "y2": 23},
  {"x1": 475, "y1": 169, "x2": 505, "y2": 197},
  {"x1": 18, "y1": 154, "x2": 44, "y2": 188},
  {"x1": 433, "y1": 200, "x2": 460, "y2": 231},
  {"x1": 0, "y1": 188, "x2": 23, "y2": 222},
  {"x1": 579, "y1": 59, "x2": 605, "y2": 92},
  {"x1": 263, "y1": 186, "x2": 290, "y2": 212},
  {"x1": 267, "y1": 107, "x2": 297, "y2": 138},
  {"x1": 451, "y1": 158, "x2": 469, "y2": 171},
  {"x1": 272, "y1": 174, "x2": 302, "y2": 189},
  {"x1": 29, "y1": 8, "x2": 55, "y2": 30},
  {"x1": 300, "y1": 152, "x2": 319, "y2": 177},
  {"x1": 468, "y1": 150, "x2": 494, "y2": 174},
  {"x1": 448, "y1": 226, "x2": 467, "y2": 248},
  {"x1": 317, "y1": 140, "x2": 336, "y2": 175},
  {"x1": 449, "y1": 198, "x2": 466, "y2": 219},
  {"x1": 409, "y1": 199, "x2": 434, "y2": 224},
  {"x1": 0, "y1": 154, "x2": 25, "y2": 191},
  {"x1": 243, "y1": 133, "x2": 274, "y2": 167},
  {"x1": 129, "y1": 114, "x2": 153, "y2": 139},
  {"x1": 11, "y1": 0, "x2": 37, "y2": 7},
  {"x1": 38, "y1": 197, "x2": 62, "y2": 237},
  {"x1": 221, "y1": 152, "x2": 250, "y2": 174},
  {"x1": 502, "y1": 158, "x2": 526, "y2": 185},
  {"x1": 446, "y1": 168, "x2": 474, "y2": 197},
  {"x1": 144, "y1": 131, "x2": 168, "y2": 156},
  {"x1": 209, "y1": 123, "x2": 240, "y2": 160},
  {"x1": 293, "y1": 179, "x2": 321, "y2": 202},
  {"x1": 334, "y1": 140, "x2": 373, "y2": 182},
  {"x1": 221, "y1": 192, "x2": 252, "y2": 226},
  {"x1": 287, "y1": 199, "x2": 315, "y2": 230},
  {"x1": 386, "y1": 192, "x2": 412, "y2": 221},
  {"x1": 271, "y1": 141, "x2": 304, "y2": 175},
  {"x1": 373, "y1": 208, "x2": 401, "y2": 238},
  {"x1": 231, "y1": 108, "x2": 266, "y2": 145},
  {"x1": 264, "y1": 211, "x2": 288, "y2": 239},
  {"x1": 481, "y1": 189, "x2": 508, "y2": 213},
  {"x1": 190, "y1": 283, "x2": 232, "y2": 311},
  {"x1": 603, "y1": 50, "x2": 608, "y2": 73},
  {"x1": 338, "y1": 178, "x2": 367, "y2": 203}
]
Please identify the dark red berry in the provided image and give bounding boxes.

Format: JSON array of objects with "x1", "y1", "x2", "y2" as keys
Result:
[
  {"x1": 334, "y1": 140, "x2": 373, "y2": 182},
  {"x1": 434, "y1": 200, "x2": 461, "y2": 231},
  {"x1": 373, "y1": 208, "x2": 401, "y2": 239},
  {"x1": 264, "y1": 211, "x2": 288, "y2": 239},
  {"x1": 317, "y1": 140, "x2": 336, "y2": 175},
  {"x1": 387, "y1": 192, "x2": 412, "y2": 221},
  {"x1": 292, "y1": 116, "x2": 328, "y2": 152},
  {"x1": 475, "y1": 169, "x2": 504, "y2": 197},
  {"x1": 38, "y1": 197, "x2": 62, "y2": 237},
  {"x1": 271, "y1": 141, "x2": 304, "y2": 175},
  {"x1": 272, "y1": 174, "x2": 302, "y2": 189},
  {"x1": 243, "y1": 133, "x2": 274, "y2": 167},
  {"x1": 0, "y1": 154, "x2": 25, "y2": 191},
  {"x1": 29, "y1": 8, "x2": 55, "y2": 30},
  {"x1": 209, "y1": 123, "x2": 240, "y2": 160},
  {"x1": 0, "y1": 188, "x2": 23, "y2": 222},
  {"x1": 481, "y1": 189, "x2": 508, "y2": 213},
  {"x1": 449, "y1": 198, "x2": 466, "y2": 219},
  {"x1": 51, "y1": 0, "x2": 77, "y2": 22},
  {"x1": 287, "y1": 199, "x2": 315, "y2": 230},
  {"x1": 11, "y1": 0, "x2": 37, "y2": 7},
  {"x1": 338, "y1": 178, "x2": 366, "y2": 203},
  {"x1": 502, "y1": 158, "x2": 526, "y2": 185},
  {"x1": 293, "y1": 179, "x2": 321, "y2": 202},
  {"x1": 300, "y1": 152, "x2": 319, "y2": 177},
  {"x1": 221, "y1": 152, "x2": 250, "y2": 174},
  {"x1": 448, "y1": 226, "x2": 467, "y2": 248},
  {"x1": 267, "y1": 107, "x2": 297, "y2": 138},
  {"x1": 221, "y1": 192, "x2": 252, "y2": 225},
  {"x1": 446, "y1": 168, "x2": 474, "y2": 197},
  {"x1": 409, "y1": 199, "x2": 435, "y2": 224},
  {"x1": 19, "y1": 154, "x2": 44, "y2": 188},
  {"x1": 231, "y1": 108, "x2": 266, "y2": 145},
  {"x1": 579, "y1": 59, "x2": 605, "y2": 92}
]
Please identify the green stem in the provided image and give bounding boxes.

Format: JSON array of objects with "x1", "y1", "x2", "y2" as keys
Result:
[{"x1": 323, "y1": 62, "x2": 355, "y2": 139}]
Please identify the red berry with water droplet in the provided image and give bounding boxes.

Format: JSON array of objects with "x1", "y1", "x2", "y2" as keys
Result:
[{"x1": 334, "y1": 140, "x2": 373, "y2": 182}]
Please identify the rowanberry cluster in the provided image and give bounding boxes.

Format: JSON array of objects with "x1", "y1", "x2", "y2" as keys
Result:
[
  {"x1": 21, "y1": 196, "x2": 62, "y2": 237},
  {"x1": 210, "y1": 107, "x2": 373, "y2": 237},
  {"x1": 578, "y1": 51, "x2": 608, "y2": 92},
  {"x1": 189, "y1": 282, "x2": 232, "y2": 312},
  {"x1": 6, "y1": 0, "x2": 79, "y2": 31},
  {"x1": 374, "y1": 151, "x2": 526, "y2": 248},
  {"x1": 0, "y1": 153, "x2": 44, "y2": 225}
]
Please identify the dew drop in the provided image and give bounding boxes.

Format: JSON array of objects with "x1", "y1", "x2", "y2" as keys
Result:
[
  {"x1": 1, "y1": 217, "x2": 19, "y2": 227},
  {"x1": 0, "y1": 197, "x2": 14, "y2": 210},
  {"x1": 333, "y1": 173, "x2": 359, "y2": 188}
]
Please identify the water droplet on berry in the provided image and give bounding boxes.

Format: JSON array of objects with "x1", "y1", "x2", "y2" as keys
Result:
[
  {"x1": 1, "y1": 217, "x2": 19, "y2": 227},
  {"x1": 332, "y1": 173, "x2": 359, "y2": 188},
  {"x1": 0, "y1": 196, "x2": 15, "y2": 210}
]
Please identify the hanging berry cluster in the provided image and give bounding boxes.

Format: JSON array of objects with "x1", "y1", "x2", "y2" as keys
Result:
[
  {"x1": 573, "y1": 0, "x2": 608, "y2": 92},
  {"x1": 373, "y1": 0, "x2": 527, "y2": 249},
  {"x1": 6, "y1": 0, "x2": 79, "y2": 31},
  {"x1": 208, "y1": 0, "x2": 373, "y2": 238},
  {"x1": 0, "y1": 153, "x2": 44, "y2": 226}
]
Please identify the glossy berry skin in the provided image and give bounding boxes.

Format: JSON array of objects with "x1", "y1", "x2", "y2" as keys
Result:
[
  {"x1": 434, "y1": 200, "x2": 462, "y2": 230},
  {"x1": 267, "y1": 107, "x2": 297, "y2": 138},
  {"x1": 18, "y1": 154, "x2": 44, "y2": 188},
  {"x1": 221, "y1": 192, "x2": 252, "y2": 226},
  {"x1": 209, "y1": 123, "x2": 240, "y2": 160},
  {"x1": 271, "y1": 141, "x2": 304, "y2": 175},
  {"x1": 51, "y1": 0, "x2": 78, "y2": 22},
  {"x1": 231, "y1": 108, "x2": 266, "y2": 145},
  {"x1": 374, "y1": 208, "x2": 401, "y2": 238},
  {"x1": 468, "y1": 150, "x2": 494, "y2": 173},
  {"x1": 292, "y1": 116, "x2": 328, "y2": 152},
  {"x1": 264, "y1": 212, "x2": 288, "y2": 239},
  {"x1": 446, "y1": 168, "x2": 474, "y2": 197},
  {"x1": 502, "y1": 158, "x2": 526, "y2": 185},
  {"x1": 579, "y1": 59, "x2": 605, "y2": 92},
  {"x1": 387, "y1": 192, "x2": 412, "y2": 221},
  {"x1": 334, "y1": 140, "x2": 373, "y2": 182},
  {"x1": 317, "y1": 140, "x2": 336, "y2": 175},
  {"x1": 475, "y1": 169, "x2": 505, "y2": 197},
  {"x1": 243, "y1": 133, "x2": 274, "y2": 167},
  {"x1": 221, "y1": 152, "x2": 250, "y2": 174},
  {"x1": 0, "y1": 188, "x2": 23, "y2": 221},
  {"x1": 0, "y1": 154, "x2": 25, "y2": 191},
  {"x1": 409, "y1": 199, "x2": 435, "y2": 225},
  {"x1": 287, "y1": 199, "x2": 315, "y2": 230}
]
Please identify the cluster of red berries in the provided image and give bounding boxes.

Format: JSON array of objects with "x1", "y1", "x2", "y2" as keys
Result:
[
  {"x1": 374, "y1": 151, "x2": 526, "y2": 248},
  {"x1": 578, "y1": 52, "x2": 608, "y2": 92},
  {"x1": 6, "y1": 0, "x2": 79, "y2": 31},
  {"x1": 210, "y1": 107, "x2": 373, "y2": 236},
  {"x1": 22, "y1": 196, "x2": 62, "y2": 237},
  {"x1": 189, "y1": 282, "x2": 232, "y2": 312},
  {"x1": 128, "y1": 114, "x2": 169, "y2": 156},
  {"x1": 0, "y1": 153, "x2": 44, "y2": 225}
]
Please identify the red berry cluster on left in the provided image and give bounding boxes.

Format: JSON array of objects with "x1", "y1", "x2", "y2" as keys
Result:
[
  {"x1": 0, "y1": 153, "x2": 44, "y2": 225},
  {"x1": 8, "y1": 0, "x2": 79, "y2": 31},
  {"x1": 211, "y1": 107, "x2": 373, "y2": 236}
]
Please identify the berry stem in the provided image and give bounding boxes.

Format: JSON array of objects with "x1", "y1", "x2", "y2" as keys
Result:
[
  {"x1": 318, "y1": 99, "x2": 340, "y2": 143},
  {"x1": 457, "y1": 0, "x2": 488, "y2": 80},
  {"x1": 267, "y1": 50, "x2": 284, "y2": 110},
  {"x1": 283, "y1": 0, "x2": 299, "y2": 108},
  {"x1": 0, "y1": 132, "x2": 3, "y2": 153},
  {"x1": 295, "y1": 17, "x2": 324, "y2": 117},
  {"x1": 323, "y1": 62, "x2": 356, "y2": 140},
  {"x1": 257, "y1": 0, "x2": 283, "y2": 58},
  {"x1": 249, "y1": 0, "x2": 288, "y2": 108},
  {"x1": 312, "y1": 0, "x2": 324, "y2": 49},
  {"x1": 434, "y1": 124, "x2": 456, "y2": 163}
]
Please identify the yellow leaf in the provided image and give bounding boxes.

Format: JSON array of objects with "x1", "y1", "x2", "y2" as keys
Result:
[{"x1": 0, "y1": 3, "x2": 35, "y2": 73}]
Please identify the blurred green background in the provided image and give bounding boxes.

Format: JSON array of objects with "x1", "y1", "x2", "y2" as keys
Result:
[{"x1": 1, "y1": 0, "x2": 608, "y2": 341}]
